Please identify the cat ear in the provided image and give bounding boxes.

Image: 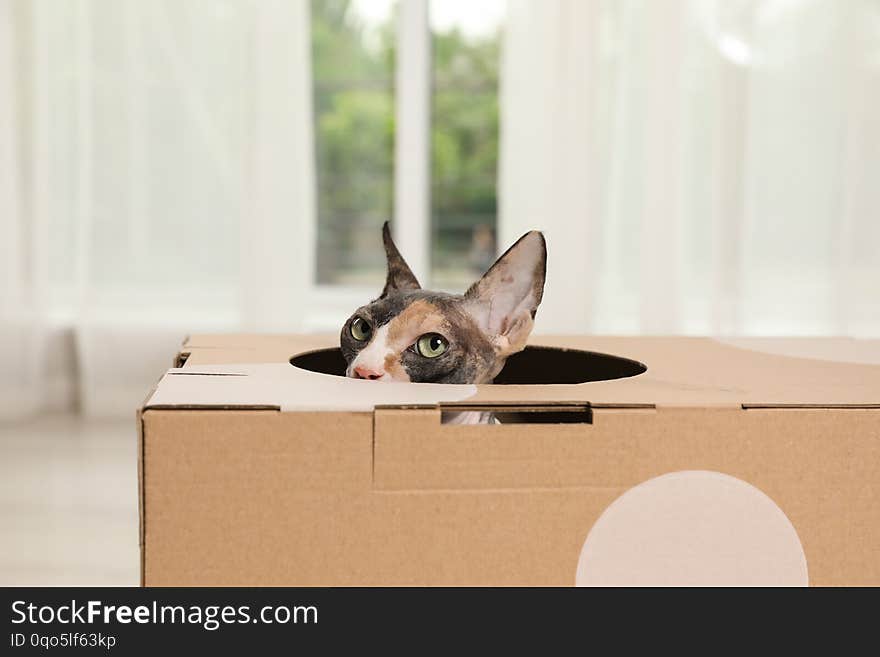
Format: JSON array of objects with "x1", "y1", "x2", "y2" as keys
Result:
[
  {"x1": 464, "y1": 231, "x2": 546, "y2": 356},
  {"x1": 380, "y1": 221, "x2": 421, "y2": 298}
]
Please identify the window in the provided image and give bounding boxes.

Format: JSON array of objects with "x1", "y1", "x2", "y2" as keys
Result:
[
  {"x1": 311, "y1": 0, "x2": 395, "y2": 287},
  {"x1": 430, "y1": 0, "x2": 505, "y2": 290},
  {"x1": 310, "y1": 0, "x2": 505, "y2": 294}
]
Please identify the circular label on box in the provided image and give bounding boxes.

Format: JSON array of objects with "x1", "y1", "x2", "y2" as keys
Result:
[{"x1": 576, "y1": 470, "x2": 808, "y2": 586}]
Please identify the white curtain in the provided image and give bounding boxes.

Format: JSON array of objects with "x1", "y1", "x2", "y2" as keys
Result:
[
  {"x1": 501, "y1": 0, "x2": 880, "y2": 337},
  {"x1": 0, "y1": 0, "x2": 315, "y2": 418}
]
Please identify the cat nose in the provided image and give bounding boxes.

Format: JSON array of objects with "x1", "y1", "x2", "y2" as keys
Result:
[{"x1": 354, "y1": 366, "x2": 384, "y2": 380}]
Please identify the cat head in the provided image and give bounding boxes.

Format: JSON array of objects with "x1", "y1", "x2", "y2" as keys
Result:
[{"x1": 340, "y1": 222, "x2": 546, "y2": 384}]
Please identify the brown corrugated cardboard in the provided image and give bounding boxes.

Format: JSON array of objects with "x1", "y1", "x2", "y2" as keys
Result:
[{"x1": 138, "y1": 334, "x2": 880, "y2": 586}]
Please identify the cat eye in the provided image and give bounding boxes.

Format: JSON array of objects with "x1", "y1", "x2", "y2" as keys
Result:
[
  {"x1": 350, "y1": 317, "x2": 372, "y2": 341},
  {"x1": 415, "y1": 333, "x2": 448, "y2": 358}
]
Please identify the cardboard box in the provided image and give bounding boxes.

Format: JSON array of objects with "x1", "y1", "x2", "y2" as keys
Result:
[{"x1": 138, "y1": 334, "x2": 880, "y2": 586}]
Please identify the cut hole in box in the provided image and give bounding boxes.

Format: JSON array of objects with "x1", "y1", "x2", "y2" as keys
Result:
[{"x1": 290, "y1": 345, "x2": 647, "y2": 385}]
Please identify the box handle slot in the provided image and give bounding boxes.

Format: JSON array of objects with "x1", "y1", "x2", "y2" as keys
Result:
[{"x1": 440, "y1": 403, "x2": 593, "y2": 425}]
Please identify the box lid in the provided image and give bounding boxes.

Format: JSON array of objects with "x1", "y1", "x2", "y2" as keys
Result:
[{"x1": 141, "y1": 334, "x2": 880, "y2": 411}]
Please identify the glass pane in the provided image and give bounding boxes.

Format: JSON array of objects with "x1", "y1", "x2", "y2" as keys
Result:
[
  {"x1": 429, "y1": 0, "x2": 505, "y2": 291},
  {"x1": 311, "y1": 0, "x2": 395, "y2": 285}
]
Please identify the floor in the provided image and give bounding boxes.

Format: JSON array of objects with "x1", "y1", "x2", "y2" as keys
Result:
[{"x1": 0, "y1": 414, "x2": 139, "y2": 586}]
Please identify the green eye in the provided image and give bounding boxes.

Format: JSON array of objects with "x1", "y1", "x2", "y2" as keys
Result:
[
  {"x1": 416, "y1": 333, "x2": 448, "y2": 358},
  {"x1": 350, "y1": 317, "x2": 372, "y2": 341}
]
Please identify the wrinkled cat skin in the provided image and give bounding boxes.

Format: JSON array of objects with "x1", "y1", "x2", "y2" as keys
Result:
[{"x1": 340, "y1": 222, "x2": 546, "y2": 385}]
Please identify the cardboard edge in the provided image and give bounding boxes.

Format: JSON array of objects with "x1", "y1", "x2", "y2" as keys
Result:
[
  {"x1": 173, "y1": 351, "x2": 190, "y2": 368},
  {"x1": 135, "y1": 396, "x2": 158, "y2": 587},
  {"x1": 742, "y1": 403, "x2": 880, "y2": 409},
  {"x1": 136, "y1": 365, "x2": 179, "y2": 588},
  {"x1": 436, "y1": 401, "x2": 656, "y2": 410},
  {"x1": 144, "y1": 404, "x2": 282, "y2": 411},
  {"x1": 136, "y1": 407, "x2": 145, "y2": 588}
]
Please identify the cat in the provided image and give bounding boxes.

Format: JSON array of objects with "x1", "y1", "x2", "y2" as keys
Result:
[{"x1": 340, "y1": 222, "x2": 546, "y2": 407}]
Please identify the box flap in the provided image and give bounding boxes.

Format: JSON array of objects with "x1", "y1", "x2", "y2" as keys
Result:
[
  {"x1": 144, "y1": 334, "x2": 880, "y2": 411},
  {"x1": 145, "y1": 363, "x2": 480, "y2": 412}
]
